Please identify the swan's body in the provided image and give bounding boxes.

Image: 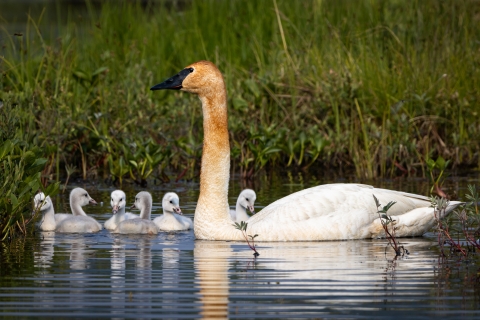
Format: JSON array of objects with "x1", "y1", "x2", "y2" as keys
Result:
[
  {"x1": 113, "y1": 191, "x2": 158, "y2": 234},
  {"x1": 34, "y1": 188, "x2": 101, "y2": 233},
  {"x1": 229, "y1": 189, "x2": 256, "y2": 223},
  {"x1": 151, "y1": 60, "x2": 462, "y2": 241},
  {"x1": 153, "y1": 192, "x2": 193, "y2": 231},
  {"x1": 104, "y1": 190, "x2": 139, "y2": 230}
]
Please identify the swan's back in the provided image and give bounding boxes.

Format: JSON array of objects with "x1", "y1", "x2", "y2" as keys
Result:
[
  {"x1": 56, "y1": 216, "x2": 102, "y2": 233},
  {"x1": 244, "y1": 183, "x2": 456, "y2": 240},
  {"x1": 153, "y1": 214, "x2": 192, "y2": 231},
  {"x1": 251, "y1": 184, "x2": 429, "y2": 223},
  {"x1": 104, "y1": 212, "x2": 138, "y2": 230},
  {"x1": 113, "y1": 219, "x2": 159, "y2": 235},
  {"x1": 54, "y1": 214, "x2": 72, "y2": 223}
]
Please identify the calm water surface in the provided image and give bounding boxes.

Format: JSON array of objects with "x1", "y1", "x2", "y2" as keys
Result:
[{"x1": 1, "y1": 176, "x2": 480, "y2": 319}]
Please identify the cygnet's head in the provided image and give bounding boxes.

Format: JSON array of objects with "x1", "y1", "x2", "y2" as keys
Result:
[
  {"x1": 162, "y1": 192, "x2": 182, "y2": 215},
  {"x1": 33, "y1": 192, "x2": 52, "y2": 212},
  {"x1": 131, "y1": 191, "x2": 152, "y2": 211},
  {"x1": 70, "y1": 187, "x2": 97, "y2": 207},
  {"x1": 110, "y1": 190, "x2": 127, "y2": 214},
  {"x1": 150, "y1": 60, "x2": 224, "y2": 96},
  {"x1": 238, "y1": 189, "x2": 256, "y2": 214}
]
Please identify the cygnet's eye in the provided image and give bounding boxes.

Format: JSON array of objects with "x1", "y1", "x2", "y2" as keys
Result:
[
  {"x1": 246, "y1": 198, "x2": 249, "y2": 201},
  {"x1": 188, "y1": 67, "x2": 194, "y2": 73},
  {"x1": 136, "y1": 198, "x2": 139, "y2": 201},
  {"x1": 169, "y1": 200, "x2": 173, "y2": 204},
  {"x1": 84, "y1": 194, "x2": 88, "y2": 197},
  {"x1": 111, "y1": 198, "x2": 113, "y2": 202}
]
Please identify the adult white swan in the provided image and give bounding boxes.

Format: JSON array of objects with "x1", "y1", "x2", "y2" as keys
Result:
[
  {"x1": 112, "y1": 191, "x2": 158, "y2": 235},
  {"x1": 150, "y1": 60, "x2": 461, "y2": 241},
  {"x1": 229, "y1": 189, "x2": 256, "y2": 223},
  {"x1": 153, "y1": 192, "x2": 193, "y2": 231},
  {"x1": 104, "y1": 190, "x2": 139, "y2": 230},
  {"x1": 34, "y1": 188, "x2": 102, "y2": 233}
]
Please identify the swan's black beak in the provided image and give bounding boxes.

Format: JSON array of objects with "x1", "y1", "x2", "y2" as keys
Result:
[{"x1": 150, "y1": 68, "x2": 193, "y2": 91}]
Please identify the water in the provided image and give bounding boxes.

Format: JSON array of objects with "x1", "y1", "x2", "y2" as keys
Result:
[{"x1": 1, "y1": 176, "x2": 480, "y2": 319}]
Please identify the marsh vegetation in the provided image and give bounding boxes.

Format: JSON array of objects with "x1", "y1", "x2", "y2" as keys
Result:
[{"x1": 1, "y1": 0, "x2": 478, "y2": 184}]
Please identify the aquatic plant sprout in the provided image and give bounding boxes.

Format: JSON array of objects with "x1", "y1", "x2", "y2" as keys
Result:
[{"x1": 233, "y1": 221, "x2": 260, "y2": 257}]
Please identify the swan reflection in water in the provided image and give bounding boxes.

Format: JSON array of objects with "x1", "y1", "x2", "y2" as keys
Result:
[
  {"x1": 34, "y1": 232, "x2": 94, "y2": 272},
  {"x1": 109, "y1": 235, "x2": 154, "y2": 318},
  {"x1": 33, "y1": 232, "x2": 96, "y2": 312},
  {"x1": 32, "y1": 232, "x2": 444, "y2": 317},
  {"x1": 34, "y1": 232, "x2": 56, "y2": 273},
  {"x1": 194, "y1": 238, "x2": 437, "y2": 317}
]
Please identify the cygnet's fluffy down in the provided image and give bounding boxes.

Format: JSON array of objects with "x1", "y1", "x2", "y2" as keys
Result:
[
  {"x1": 229, "y1": 189, "x2": 256, "y2": 223},
  {"x1": 153, "y1": 192, "x2": 193, "y2": 231},
  {"x1": 34, "y1": 188, "x2": 101, "y2": 233},
  {"x1": 104, "y1": 190, "x2": 139, "y2": 230},
  {"x1": 113, "y1": 191, "x2": 159, "y2": 235}
]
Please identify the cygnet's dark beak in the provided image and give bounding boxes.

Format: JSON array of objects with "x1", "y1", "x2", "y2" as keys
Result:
[
  {"x1": 89, "y1": 198, "x2": 98, "y2": 205},
  {"x1": 130, "y1": 204, "x2": 137, "y2": 210},
  {"x1": 150, "y1": 68, "x2": 192, "y2": 91}
]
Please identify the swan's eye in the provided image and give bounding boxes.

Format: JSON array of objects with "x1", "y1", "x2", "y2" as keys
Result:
[
  {"x1": 169, "y1": 200, "x2": 173, "y2": 204},
  {"x1": 136, "y1": 198, "x2": 139, "y2": 201},
  {"x1": 188, "y1": 67, "x2": 194, "y2": 73},
  {"x1": 84, "y1": 194, "x2": 88, "y2": 197},
  {"x1": 246, "y1": 198, "x2": 249, "y2": 201},
  {"x1": 111, "y1": 198, "x2": 113, "y2": 202}
]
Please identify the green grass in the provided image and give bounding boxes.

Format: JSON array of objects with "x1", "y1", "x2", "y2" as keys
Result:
[{"x1": 0, "y1": 0, "x2": 479, "y2": 185}]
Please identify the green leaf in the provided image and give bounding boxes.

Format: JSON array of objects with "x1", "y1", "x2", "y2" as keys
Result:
[
  {"x1": 232, "y1": 97, "x2": 249, "y2": 111},
  {"x1": 372, "y1": 194, "x2": 380, "y2": 208},
  {"x1": 426, "y1": 158, "x2": 436, "y2": 170},
  {"x1": 92, "y1": 66, "x2": 108, "y2": 76},
  {"x1": 10, "y1": 193, "x2": 18, "y2": 207},
  {"x1": 0, "y1": 140, "x2": 14, "y2": 160},
  {"x1": 435, "y1": 156, "x2": 445, "y2": 169},
  {"x1": 129, "y1": 160, "x2": 138, "y2": 167},
  {"x1": 245, "y1": 79, "x2": 260, "y2": 98}
]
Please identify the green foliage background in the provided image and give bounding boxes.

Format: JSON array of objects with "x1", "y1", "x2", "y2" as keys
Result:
[{"x1": 1, "y1": 0, "x2": 479, "y2": 188}]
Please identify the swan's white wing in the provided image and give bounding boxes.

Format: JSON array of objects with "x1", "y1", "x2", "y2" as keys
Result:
[
  {"x1": 154, "y1": 214, "x2": 192, "y2": 231},
  {"x1": 54, "y1": 213, "x2": 72, "y2": 223},
  {"x1": 114, "y1": 218, "x2": 158, "y2": 234},
  {"x1": 250, "y1": 183, "x2": 430, "y2": 224},
  {"x1": 56, "y1": 216, "x2": 101, "y2": 233}
]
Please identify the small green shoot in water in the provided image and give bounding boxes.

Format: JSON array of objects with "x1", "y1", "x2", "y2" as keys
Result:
[
  {"x1": 233, "y1": 221, "x2": 260, "y2": 257},
  {"x1": 373, "y1": 195, "x2": 408, "y2": 257}
]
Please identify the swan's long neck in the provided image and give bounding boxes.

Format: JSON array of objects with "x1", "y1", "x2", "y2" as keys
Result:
[
  {"x1": 235, "y1": 202, "x2": 249, "y2": 221},
  {"x1": 193, "y1": 80, "x2": 241, "y2": 240},
  {"x1": 163, "y1": 208, "x2": 174, "y2": 217},
  {"x1": 117, "y1": 206, "x2": 126, "y2": 216},
  {"x1": 140, "y1": 202, "x2": 152, "y2": 220},
  {"x1": 40, "y1": 204, "x2": 56, "y2": 230},
  {"x1": 71, "y1": 200, "x2": 87, "y2": 216}
]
